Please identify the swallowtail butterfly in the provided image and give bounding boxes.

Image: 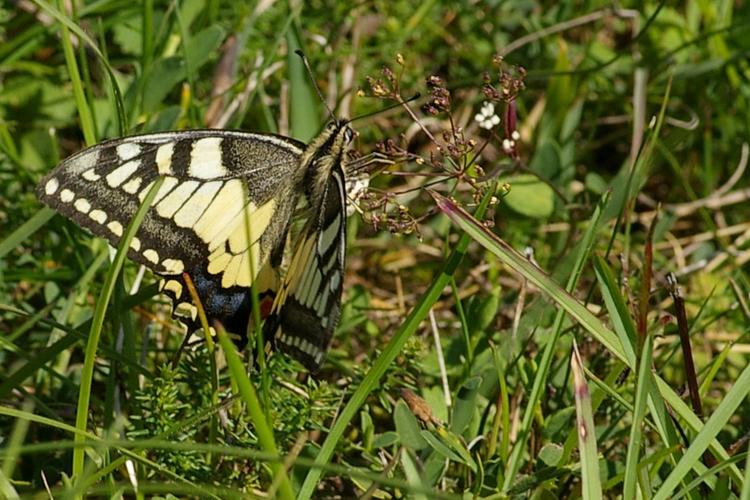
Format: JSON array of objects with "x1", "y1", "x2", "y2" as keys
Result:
[{"x1": 37, "y1": 119, "x2": 354, "y2": 371}]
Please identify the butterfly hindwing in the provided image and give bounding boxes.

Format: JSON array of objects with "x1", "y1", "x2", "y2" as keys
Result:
[{"x1": 263, "y1": 165, "x2": 347, "y2": 371}]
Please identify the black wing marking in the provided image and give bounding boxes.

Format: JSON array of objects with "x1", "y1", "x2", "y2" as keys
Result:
[{"x1": 262, "y1": 165, "x2": 347, "y2": 371}]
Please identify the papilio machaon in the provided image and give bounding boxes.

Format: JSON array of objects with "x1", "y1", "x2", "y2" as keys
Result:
[{"x1": 37, "y1": 119, "x2": 354, "y2": 371}]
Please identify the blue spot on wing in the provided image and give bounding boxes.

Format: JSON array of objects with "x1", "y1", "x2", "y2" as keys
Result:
[{"x1": 187, "y1": 266, "x2": 252, "y2": 338}]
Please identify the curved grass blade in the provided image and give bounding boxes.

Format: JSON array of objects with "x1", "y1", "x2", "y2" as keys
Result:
[
  {"x1": 71, "y1": 177, "x2": 164, "y2": 481},
  {"x1": 0, "y1": 420, "x2": 457, "y2": 499},
  {"x1": 0, "y1": 405, "x2": 216, "y2": 498},
  {"x1": 503, "y1": 190, "x2": 610, "y2": 487},
  {"x1": 32, "y1": 0, "x2": 127, "y2": 136},
  {"x1": 431, "y1": 191, "x2": 625, "y2": 362},
  {"x1": 214, "y1": 323, "x2": 294, "y2": 500}
]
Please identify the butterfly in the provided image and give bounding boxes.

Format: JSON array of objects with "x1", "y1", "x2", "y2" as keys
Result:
[{"x1": 37, "y1": 119, "x2": 354, "y2": 371}]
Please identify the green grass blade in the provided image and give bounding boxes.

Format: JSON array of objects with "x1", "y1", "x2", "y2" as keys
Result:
[
  {"x1": 0, "y1": 427, "x2": 456, "y2": 498},
  {"x1": 432, "y1": 190, "x2": 743, "y2": 488},
  {"x1": 55, "y1": 0, "x2": 95, "y2": 145},
  {"x1": 296, "y1": 187, "x2": 496, "y2": 500},
  {"x1": 671, "y1": 453, "x2": 748, "y2": 499},
  {"x1": 1, "y1": 399, "x2": 32, "y2": 481},
  {"x1": 0, "y1": 332, "x2": 79, "y2": 400},
  {"x1": 0, "y1": 469, "x2": 19, "y2": 500},
  {"x1": 286, "y1": 24, "x2": 320, "y2": 142},
  {"x1": 0, "y1": 406, "x2": 214, "y2": 498},
  {"x1": 571, "y1": 342, "x2": 602, "y2": 500},
  {"x1": 0, "y1": 405, "x2": 102, "y2": 442},
  {"x1": 742, "y1": 448, "x2": 750, "y2": 500},
  {"x1": 652, "y1": 360, "x2": 750, "y2": 499},
  {"x1": 0, "y1": 208, "x2": 55, "y2": 260},
  {"x1": 71, "y1": 177, "x2": 164, "y2": 481},
  {"x1": 503, "y1": 190, "x2": 610, "y2": 486},
  {"x1": 181, "y1": 272, "x2": 220, "y2": 466},
  {"x1": 401, "y1": 449, "x2": 430, "y2": 500},
  {"x1": 623, "y1": 332, "x2": 654, "y2": 498},
  {"x1": 430, "y1": 191, "x2": 627, "y2": 365},
  {"x1": 32, "y1": 0, "x2": 127, "y2": 134},
  {"x1": 214, "y1": 325, "x2": 294, "y2": 500},
  {"x1": 593, "y1": 256, "x2": 638, "y2": 367}
]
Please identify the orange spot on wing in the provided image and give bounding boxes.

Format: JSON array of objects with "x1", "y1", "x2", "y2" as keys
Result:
[{"x1": 260, "y1": 295, "x2": 274, "y2": 319}]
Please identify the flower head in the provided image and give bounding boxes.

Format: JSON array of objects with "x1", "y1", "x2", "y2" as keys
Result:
[{"x1": 474, "y1": 102, "x2": 500, "y2": 130}]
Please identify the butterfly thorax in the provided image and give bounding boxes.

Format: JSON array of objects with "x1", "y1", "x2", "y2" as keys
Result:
[{"x1": 298, "y1": 120, "x2": 353, "y2": 210}]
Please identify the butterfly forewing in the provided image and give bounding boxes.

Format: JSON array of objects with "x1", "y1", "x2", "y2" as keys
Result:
[
  {"x1": 38, "y1": 121, "x2": 354, "y2": 371},
  {"x1": 38, "y1": 130, "x2": 304, "y2": 334}
]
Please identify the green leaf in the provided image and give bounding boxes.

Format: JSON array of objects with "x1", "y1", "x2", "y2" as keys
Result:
[
  {"x1": 401, "y1": 450, "x2": 429, "y2": 500},
  {"x1": 420, "y1": 430, "x2": 464, "y2": 463},
  {"x1": 450, "y1": 376, "x2": 481, "y2": 436},
  {"x1": 422, "y1": 453, "x2": 448, "y2": 487},
  {"x1": 184, "y1": 26, "x2": 225, "y2": 75},
  {"x1": 428, "y1": 429, "x2": 477, "y2": 472},
  {"x1": 371, "y1": 431, "x2": 399, "y2": 449},
  {"x1": 585, "y1": 172, "x2": 608, "y2": 195},
  {"x1": 467, "y1": 288, "x2": 500, "y2": 334},
  {"x1": 499, "y1": 174, "x2": 555, "y2": 218},
  {"x1": 421, "y1": 386, "x2": 449, "y2": 424},
  {"x1": 538, "y1": 443, "x2": 563, "y2": 467},
  {"x1": 394, "y1": 400, "x2": 428, "y2": 451},
  {"x1": 111, "y1": 12, "x2": 143, "y2": 56},
  {"x1": 360, "y1": 409, "x2": 374, "y2": 451},
  {"x1": 546, "y1": 39, "x2": 574, "y2": 121},
  {"x1": 529, "y1": 139, "x2": 561, "y2": 179},
  {"x1": 143, "y1": 26, "x2": 225, "y2": 110},
  {"x1": 142, "y1": 57, "x2": 187, "y2": 111}
]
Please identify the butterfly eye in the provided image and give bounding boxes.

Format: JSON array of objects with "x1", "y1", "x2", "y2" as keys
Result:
[{"x1": 344, "y1": 127, "x2": 354, "y2": 143}]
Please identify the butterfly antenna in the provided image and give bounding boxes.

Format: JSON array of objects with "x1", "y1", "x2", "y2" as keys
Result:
[
  {"x1": 350, "y1": 93, "x2": 421, "y2": 124},
  {"x1": 295, "y1": 49, "x2": 337, "y2": 122}
]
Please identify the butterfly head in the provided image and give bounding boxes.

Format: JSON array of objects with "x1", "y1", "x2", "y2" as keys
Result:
[
  {"x1": 334, "y1": 119, "x2": 355, "y2": 144},
  {"x1": 323, "y1": 119, "x2": 355, "y2": 144}
]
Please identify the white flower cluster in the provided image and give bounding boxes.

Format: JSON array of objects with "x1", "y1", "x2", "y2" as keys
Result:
[
  {"x1": 502, "y1": 130, "x2": 521, "y2": 154},
  {"x1": 474, "y1": 102, "x2": 500, "y2": 130}
]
